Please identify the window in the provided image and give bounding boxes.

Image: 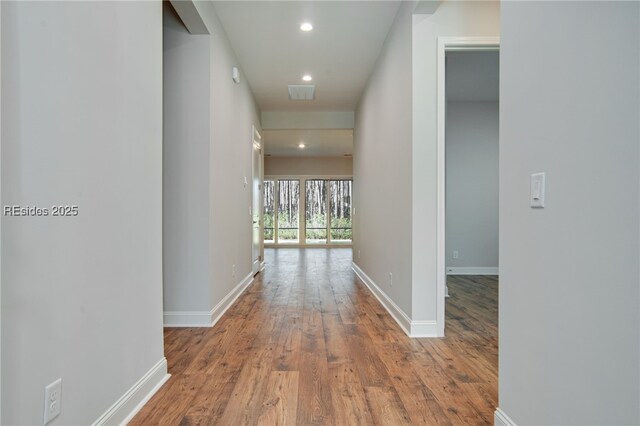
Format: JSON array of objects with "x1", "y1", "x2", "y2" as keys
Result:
[
  {"x1": 263, "y1": 180, "x2": 275, "y2": 243},
  {"x1": 305, "y1": 180, "x2": 327, "y2": 244},
  {"x1": 277, "y1": 179, "x2": 300, "y2": 243},
  {"x1": 263, "y1": 177, "x2": 352, "y2": 245},
  {"x1": 330, "y1": 180, "x2": 352, "y2": 243}
]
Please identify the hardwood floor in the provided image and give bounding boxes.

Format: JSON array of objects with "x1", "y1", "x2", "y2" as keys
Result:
[{"x1": 131, "y1": 249, "x2": 498, "y2": 425}]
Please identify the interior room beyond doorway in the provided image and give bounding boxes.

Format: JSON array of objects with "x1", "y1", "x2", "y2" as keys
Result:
[{"x1": 262, "y1": 126, "x2": 354, "y2": 248}]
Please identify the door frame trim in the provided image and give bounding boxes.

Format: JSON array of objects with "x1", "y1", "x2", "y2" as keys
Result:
[
  {"x1": 436, "y1": 36, "x2": 500, "y2": 336},
  {"x1": 251, "y1": 125, "x2": 262, "y2": 275}
]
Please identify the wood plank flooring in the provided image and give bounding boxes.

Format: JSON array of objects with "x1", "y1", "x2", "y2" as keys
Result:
[{"x1": 131, "y1": 248, "x2": 498, "y2": 425}]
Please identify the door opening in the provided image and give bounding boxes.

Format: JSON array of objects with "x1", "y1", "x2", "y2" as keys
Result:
[
  {"x1": 252, "y1": 126, "x2": 263, "y2": 275},
  {"x1": 437, "y1": 37, "x2": 500, "y2": 336}
]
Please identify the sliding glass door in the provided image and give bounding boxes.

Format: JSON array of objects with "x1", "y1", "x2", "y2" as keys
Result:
[
  {"x1": 263, "y1": 179, "x2": 301, "y2": 244},
  {"x1": 305, "y1": 180, "x2": 328, "y2": 244},
  {"x1": 330, "y1": 180, "x2": 352, "y2": 243},
  {"x1": 277, "y1": 179, "x2": 300, "y2": 243},
  {"x1": 264, "y1": 177, "x2": 352, "y2": 245},
  {"x1": 263, "y1": 180, "x2": 275, "y2": 243}
]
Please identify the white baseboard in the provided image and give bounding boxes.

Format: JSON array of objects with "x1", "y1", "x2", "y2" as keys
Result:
[
  {"x1": 162, "y1": 309, "x2": 215, "y2": 327},
  {"x1": 409, "y1": 320, "x2": 439, "y2": 337},
  {"x1": 93, "y1": 357, "x2": 169, "y2": 426},
  {"x1": 446, "y1": 266, "x2": 499, "y2": 275},
  {"x1": 163, "y1": 272, "x2": 254, "y2": 327},
  {"x1": 494, "y1": 408, "x2": 517, "y2": 426},
  {"x1": 351, "y1": 262, "x2": 411, "y2": 335},
  {"x1": 265, "y1": 244, "x2": 353, "y2": 248},
  {"x1": 351, "y1": 262, "x2": 438, "y2": 338}
]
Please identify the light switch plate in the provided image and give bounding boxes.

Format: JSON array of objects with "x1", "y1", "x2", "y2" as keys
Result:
[{"x1": 530, "y1": 172, "x2": 545, "y2": 208}]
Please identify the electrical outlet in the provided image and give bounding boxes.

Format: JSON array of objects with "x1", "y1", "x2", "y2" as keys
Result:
[
  {"x1": 389, "y1": 272, "x2": 393, "y2": 287},
  {"x1": 44, "y1": 378, "x2": 62, "y2": 425},
  {"x1": 358, "y1": 250, "x2": 361, "y2": 259},
  {"x1": 453, "y1": 250, "x2": 459, "y2": 259},
  {"x1": 232, "y1": 264, "x2": 236, "y2": 277}
]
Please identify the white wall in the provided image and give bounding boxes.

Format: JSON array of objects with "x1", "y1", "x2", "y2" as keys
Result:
[
  {"x1": 196, "y1": 1, "x2": 262, "y2": 310},
  {"x1": 354, "y1": 0, "x2": 415, "y2": 317},
  {"x1": 445, "y1": 101, "x2": 498, "y2": 270},
  {"x1": 0, "y1": 3, "x2": 3, "y2": 420},
  {"x1": 412, "y1": 1, "x2": 499, "y2": 325},
  {"x1": 265, "y1": 156, "x2": 353, "y2": 176},
  {"x1": 1, "y1": 2, "x2": 165, "y2": 424},
  {"x1": 163, "y1": 4, "x2": 211, "y2": 312},
  {"x1": 355, "y1": 1, "x2": 499, "y2": 334},
  {"x1": 261, "y1": 111, "x2": 354, "y2": 130},
  {"x1": 499, "y1": 1, "x2": 639, "y2": 424},
  {"x1": 162, "y1": 1, "x2": 261, "y2": 323}
]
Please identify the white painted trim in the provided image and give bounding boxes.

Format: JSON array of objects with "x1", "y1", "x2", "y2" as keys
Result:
[
  {"x1": 352, "y1": 262, "x2": 438, "y2": 338},
  {"x1": 446, "y1": 266, "x2": 499, "y2": 275},
  {"x1": 252, "y1": 125, "x2": 263, "y2": 276},
  {"x1": 93, "y1": 358, "x2": 170, "y2": 426},
  {"x1": 409, "y1": 320, "x2": 439, "y2": 338},
  {"x1": 265, "y1": 244, "x2": 353, "y2": 249},
  {"x1": 163, "y1": 272, "x2": 254, "y2": 327},
  {"x1": 352, "y1": 263, "x2": 411, "y2": 335},
  {"x1": 207, "y1": 272, "x2": 255, "y2": 326},
  {"x1": 260, "y1": 260, "x2": 266, "y2": 271},
  {"x1": 436, "y1": 36, "x2": 500, "y2": 338},
  {"x1": 265, "y1": 174, "x2": 353, "y2": 179},
  {"x1": 494, "y1": 408, "x2": 518, "y2": 426},
  {"x1": 162, "y1": 310, "x2": 215, "y2": 327}
]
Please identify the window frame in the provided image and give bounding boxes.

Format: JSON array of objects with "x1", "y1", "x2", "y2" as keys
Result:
[{"x1": 264, "y1": 174, "x2": 353, "y2": 248}]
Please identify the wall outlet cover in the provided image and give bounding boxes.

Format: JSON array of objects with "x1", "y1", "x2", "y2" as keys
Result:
[{"x1": 44, "y1": 378, "x2": 62, "y2": 425}]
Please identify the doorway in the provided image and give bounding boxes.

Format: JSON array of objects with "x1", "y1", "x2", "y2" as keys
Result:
[
  {"x1": 252, "y1": 126, "x2": 263, "y2": 275},
  {"x1": 436, "y1": 37, "x2": 499, "y2": 335}
]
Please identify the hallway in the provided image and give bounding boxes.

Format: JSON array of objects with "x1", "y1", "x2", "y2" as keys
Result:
[{"x1": 131, "y1": 249, "x2": 498, "y2": 425}]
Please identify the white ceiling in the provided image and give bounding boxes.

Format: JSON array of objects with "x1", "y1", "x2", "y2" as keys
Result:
[
  {"x1": 446, "y1": 51, "x2": 499, "y2": 102},
  {"x1": 212, "y1": 1, "x2": 402, "y2": 111},
  {"x1": 263, "y1": 129, "x2": 353, "y2": 157}
]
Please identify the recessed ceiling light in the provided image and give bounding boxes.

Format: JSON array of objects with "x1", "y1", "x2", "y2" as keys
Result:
[
  {"x1": 298, "y1": 142, "x2": 306, "y2": 148},
  {"x1": 300, "y1": 22, "x2": 313, "y2": 32},
  {"x1": 302, "y1": 75, "x2": 312, "y2": 82}
]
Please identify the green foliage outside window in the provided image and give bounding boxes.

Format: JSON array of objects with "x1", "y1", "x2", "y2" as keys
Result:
[{"x1": 263, "y1": 179, "x2": 352, "y2": 244}]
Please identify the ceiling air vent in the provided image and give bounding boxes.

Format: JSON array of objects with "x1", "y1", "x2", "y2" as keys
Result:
[{"x1": 288, "y1": 85, "x2": 315, "y2": 101}]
